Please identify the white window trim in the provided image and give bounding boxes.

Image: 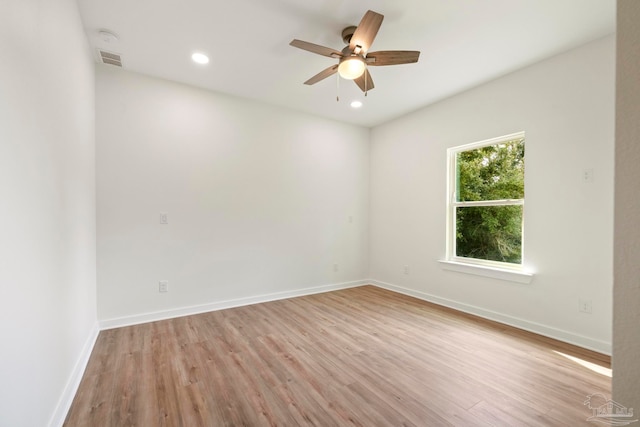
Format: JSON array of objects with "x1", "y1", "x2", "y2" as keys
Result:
[
  {"x1": 443, "y1": 131, "x2": 533, "y2": 283},
  {"x1": 438, "y1": 260, "x2": 533, "y2": 284}
]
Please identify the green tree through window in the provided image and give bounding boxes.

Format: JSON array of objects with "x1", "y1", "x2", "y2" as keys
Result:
[{"x1": 451, "y1": 135, "x2": 524, "y2": 264}]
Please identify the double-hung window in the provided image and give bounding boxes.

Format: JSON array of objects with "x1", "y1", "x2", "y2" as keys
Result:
[{"x1": 446, "y1": 132, "x2": 525, "y2": 271}]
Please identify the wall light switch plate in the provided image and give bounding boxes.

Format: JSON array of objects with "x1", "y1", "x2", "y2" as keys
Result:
[{"x1": 160, "y1": 212, "x2": 168, "y2": 224}]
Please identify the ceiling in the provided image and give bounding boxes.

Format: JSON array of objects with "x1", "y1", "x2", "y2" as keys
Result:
[{"x1": 78, "y1": 0, "x2": 615, "y2": 128}]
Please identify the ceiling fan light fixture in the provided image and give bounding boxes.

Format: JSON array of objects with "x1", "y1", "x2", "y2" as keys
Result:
[{"x1": 338, "y1": 56, "x2": 365, "y2": 80}]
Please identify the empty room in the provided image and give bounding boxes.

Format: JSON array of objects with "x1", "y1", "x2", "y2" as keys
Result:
[{"x1": 2, "y1": 0, "x2": 639, "y2": 426}]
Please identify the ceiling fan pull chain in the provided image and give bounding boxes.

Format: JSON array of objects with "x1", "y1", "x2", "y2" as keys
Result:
[
  {"x1": 336, "y1": 72, "x2": 340, "y2": 102},
  {"x1": 365, "y1": 71, "x2": 368, "y2": 96}
]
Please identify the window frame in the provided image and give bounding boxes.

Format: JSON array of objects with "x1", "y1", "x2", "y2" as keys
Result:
[{"x1": 445, "y1": 131, "x2": 526, "y2": 272}]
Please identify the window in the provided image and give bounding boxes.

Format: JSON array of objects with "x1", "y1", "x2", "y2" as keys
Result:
[{"x1": 446, "y1": 132, "x2": 525, "y2": 270}]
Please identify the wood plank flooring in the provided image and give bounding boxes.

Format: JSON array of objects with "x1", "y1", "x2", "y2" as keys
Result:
[{"x1": 64, "y1": 286, "x2": 611, "y2": 426}]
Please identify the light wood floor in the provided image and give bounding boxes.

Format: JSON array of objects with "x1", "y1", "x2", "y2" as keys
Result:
[{"x1": 64, "y1": 285, "x2": 611, "y2": 426}]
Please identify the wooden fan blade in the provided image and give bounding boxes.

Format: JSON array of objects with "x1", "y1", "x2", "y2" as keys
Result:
[
  {"x1": 304, "y1": 64, "x2": 339, "y2": 85},
  {"x1": 366, "y1": 50, "x2": 420, "y2": 66},
  {"x1": 290, "y1": 39, "x2": 343, "y2": 58},
  {"x1": 349, "y1": 10, "x2": 384, "y2": 54},
  {"x1": 353, "y1": 68, "x2": 375, "y2": 92}
]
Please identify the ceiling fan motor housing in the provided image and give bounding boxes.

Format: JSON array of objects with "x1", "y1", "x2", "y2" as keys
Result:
[{"x1": 341, "y1": 26, "x2": 357, "y2": 45}]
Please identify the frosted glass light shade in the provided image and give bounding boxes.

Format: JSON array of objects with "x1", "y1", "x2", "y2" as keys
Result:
[{"x1": 338, "y1": 56, "x2": 365, "y2": 80}]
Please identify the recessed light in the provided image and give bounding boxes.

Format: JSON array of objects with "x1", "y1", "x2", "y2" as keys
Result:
[
  {"x1": 350, "y1": 100, "x2": 363, "y2": 109},
  {"x1": 191, "y1": 53, "x2": 209, "y2": 64}
]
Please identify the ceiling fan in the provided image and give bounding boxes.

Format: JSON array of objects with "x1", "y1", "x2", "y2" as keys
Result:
[{"x1": 290, "y1": 10, "x2": 420, "y2": 94}]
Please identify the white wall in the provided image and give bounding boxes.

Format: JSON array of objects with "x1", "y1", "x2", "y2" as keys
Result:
[
  {"x1": 96, "y1": 67, "x2": 370, "y2": 325},
  {"x1": 0, "y1": 0, "x2": 97, "y2": 426},
  {"x1": 370, "y1": 36, "x2": 615, "y2": 353},
  {"x1": 613, "y1": 0, "x2": 640, "y2": 413}
]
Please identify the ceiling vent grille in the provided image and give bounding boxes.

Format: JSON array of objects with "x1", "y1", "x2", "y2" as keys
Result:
[{"x1": 98, "y1": 49, "x2": 122, "y2": 67}]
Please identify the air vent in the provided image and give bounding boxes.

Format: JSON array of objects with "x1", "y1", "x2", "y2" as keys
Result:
[{"x1": 98, "y1": 49, "x2": 122, "y2": 67}]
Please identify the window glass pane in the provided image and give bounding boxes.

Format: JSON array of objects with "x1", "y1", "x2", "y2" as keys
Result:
[
  {"x1": 456, "y1": 138, "x2": 524, "y2": 202},
  {"x1": 456, "y1": 205, "x2": 522, "y2": 264}
]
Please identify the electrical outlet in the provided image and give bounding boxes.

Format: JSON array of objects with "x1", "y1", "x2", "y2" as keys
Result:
[
  {"x1": 579, "y1": 298, "x2": 592, "y2": 314},
  {"x1": 333, "y1": 263, "x2": 339, "y2": 272},
  {"x1": 159, "y1": 280, "x2": 169, "y2": 293},
  {"x1": 403, "y1": 265, "x2": 410, "y2": 275},
  {"x1": 582, "y1": 168, "x2": 594, "y2": 183}
]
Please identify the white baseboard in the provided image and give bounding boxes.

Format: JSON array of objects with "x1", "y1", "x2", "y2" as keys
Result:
[
  {"x1": 370, "y1": 280, "x2": 612, "y2": 355},
  {"x1": 99, "y1": 280, "x2": 369, "y2": 330},
  {"x1": 100, "y1": 278, "x2": 611, "y2": 354},
  {"x1": 48, "y1": 322, "x2": 100, "y2": 427}
]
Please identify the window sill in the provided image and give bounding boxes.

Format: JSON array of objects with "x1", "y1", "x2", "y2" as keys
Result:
[{"x1": 438, "y1": 260, "x2": 534, "y2": 284}]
